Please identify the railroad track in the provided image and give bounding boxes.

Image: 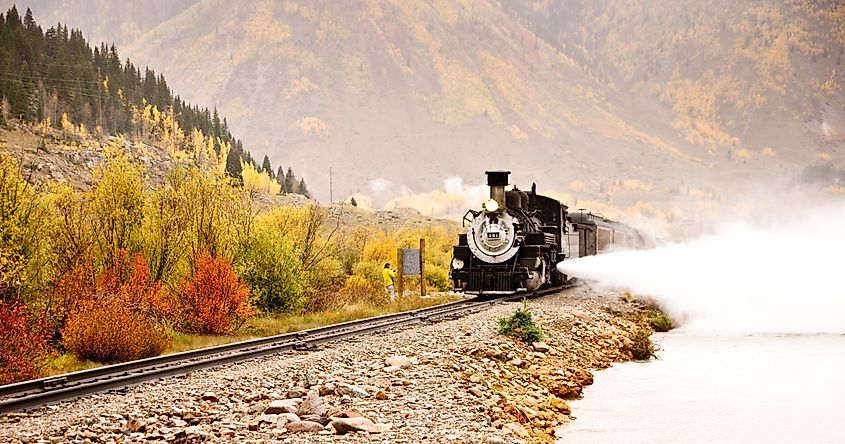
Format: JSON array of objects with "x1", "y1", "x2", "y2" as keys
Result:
[{"x1": 0, "y1": 285, "x2": 568, "y2": 414}]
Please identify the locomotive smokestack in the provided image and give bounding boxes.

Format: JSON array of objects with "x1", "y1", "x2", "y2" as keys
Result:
[{"x1": 485, "y1": 170, "x2": 510, "y2": 212}]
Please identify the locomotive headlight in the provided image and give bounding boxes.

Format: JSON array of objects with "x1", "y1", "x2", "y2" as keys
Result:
[
  {"x1": 451, "y1": 258, "x2": 465, "y2": 270},
  {"x1": 483, "y1": 199, "x2": 499, "y2": 212}
]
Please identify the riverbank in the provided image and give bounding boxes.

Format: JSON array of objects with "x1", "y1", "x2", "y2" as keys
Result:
[{"x1": 0, "y1": 285, "x2": 657, "y2": 443}]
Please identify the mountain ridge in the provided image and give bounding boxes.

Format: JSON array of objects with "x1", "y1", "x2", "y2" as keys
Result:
[{"x1": 2, "y1": 0, "x2": 843, "y2": 219}]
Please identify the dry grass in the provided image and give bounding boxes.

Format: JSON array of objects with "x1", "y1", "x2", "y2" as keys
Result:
[{"x1": 43, "y1": 294, "x2": 461, "y2": 373}]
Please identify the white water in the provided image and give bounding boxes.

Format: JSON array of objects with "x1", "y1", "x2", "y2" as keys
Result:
[{"x1": 558, "y1": 332, "x2": 845, "y2": 444}]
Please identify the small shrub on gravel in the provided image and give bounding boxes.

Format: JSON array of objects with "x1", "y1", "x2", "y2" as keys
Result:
[
  {"x1": 627, "y1": 327, "x2": 658, "y2": 360},
  {"x1": 0, "y1": 301, "x2": 53, "y2": 384},
  {"x1": 498, "y1": 302, "x2": 543, "y2": 344},
  {"x1": 649, "y1": 311, "x2": 675, "y2": 332}
]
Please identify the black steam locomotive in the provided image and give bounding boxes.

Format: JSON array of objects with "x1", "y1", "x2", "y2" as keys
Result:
[{"x1": 449, "y1": 171, "x2": 653, "y2": 294}]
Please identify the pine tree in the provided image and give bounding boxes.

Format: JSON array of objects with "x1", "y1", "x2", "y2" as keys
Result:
[
  {"x1": 350, "y1": 196, "x2": 357, "y2": 207},
  {"x1": 297, "y1": 178, "x2": 310, "y2": 198},
  {"x1": 284, "y1": 167, "x2": 296, "y2": 194},
  {"x1": 225, "y1": 147, "x2": 243, "y2": 185},
  {"x1": 275, "y1": 166, "x2": 284, "y2": 184},
  {"x1": 261, "y1": 155, "x2": 272, "y2": 179}
]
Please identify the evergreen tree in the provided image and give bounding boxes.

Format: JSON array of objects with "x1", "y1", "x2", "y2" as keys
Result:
[
  {"x1": 225, "y1": 147, "x2": 243, "y2": 185},
  {"x1": 284, "y1": 167, "x2": 296, "y2": 194},
  {"x1": 275, "y1": 166, "x2": 284, "y2": 185},
  {"x1": 350, "y1": 196, "x2": 357, "y2": 207},
  {"x1": 261, "y1": 155, "x2": 273, "y2": 179},
  {"x1": 297, "y1": 178, "x2": 310, "y2": 198}
]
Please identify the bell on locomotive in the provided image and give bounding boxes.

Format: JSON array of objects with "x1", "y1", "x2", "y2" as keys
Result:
[{"x1": 450, "y1": 170, "x2": 566, "y2": 295}]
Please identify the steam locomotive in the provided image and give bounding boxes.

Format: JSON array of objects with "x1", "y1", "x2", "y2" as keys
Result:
[{"x1": 449, "y1": 171, "x2": 653, "y2": 294}]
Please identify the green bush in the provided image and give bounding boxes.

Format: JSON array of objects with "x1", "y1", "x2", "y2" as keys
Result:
[
  {"x1": 649, "y1": 310, "x2": 675, "y2": 332},
  {"x1": 627, "y1": 327, "x2": 658, "y2": 360},
  {"x1": 239, "y1": 225, "x2": 306, "y2": 314},
  {"x1": 425, "y1": 265, "x2": 451, "y2": 291},
  {"x1": 498, "y1": 302, "x2": 543, "y2": 344},
  {"x1": 0, "y1": 153, "x2": 44, "y2": 302}
]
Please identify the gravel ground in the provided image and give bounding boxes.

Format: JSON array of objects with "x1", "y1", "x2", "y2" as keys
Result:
[{"x1": 0, "y1": 284, "x2": 653, "y2": 444}]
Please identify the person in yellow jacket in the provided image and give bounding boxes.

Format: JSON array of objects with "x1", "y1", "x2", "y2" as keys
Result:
[{"x1": 383, "y1": 262, "x2": 396, "y2": 302}]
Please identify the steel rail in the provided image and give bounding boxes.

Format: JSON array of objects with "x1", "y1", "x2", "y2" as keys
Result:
[{"x1": 0, "y1": 285, "x2": 567, "y2": 414}]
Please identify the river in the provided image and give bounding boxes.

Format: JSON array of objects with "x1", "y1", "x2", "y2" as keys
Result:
[{"x1": 557, "y1": 332, "x2": 845, "y2": 444}]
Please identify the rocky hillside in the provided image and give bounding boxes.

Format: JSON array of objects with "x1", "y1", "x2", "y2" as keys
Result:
[{"x1": 2, "y1": 0, "x2": 843, "y2": 218}]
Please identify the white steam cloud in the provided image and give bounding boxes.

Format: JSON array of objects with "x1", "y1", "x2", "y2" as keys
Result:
[{"x1": 557, "y1": 201, "x2": 845, "y2": 334}]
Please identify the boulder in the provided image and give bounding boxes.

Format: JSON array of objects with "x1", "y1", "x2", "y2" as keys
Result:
[
  {"x1": 265, "y1": 400, "x2": 298, "y2": 415},
  {"x1": 286, "y1": 388, "x2": 308, "y2": 399},
  {"x1": 532, "y1": 342, "x2": 551, "y2": 353},
  {"x1": 285, "y1": 421, "x2": 324, "y2": 433},
  {"x1": 384, "y1": 355, "x2": 412, "y2": 368},
  {"x1": 329, "y1": 417, "x2": 391, "y2": 435},
  {"x1": 296, "y1": 391, "x2": 326, "y2": 417},
  {"x1": 200, "y1": 392, "x2": 219, "y2": 403},
  {"x1": 304, "y1": 369, "x2": 320, "y2": 388},
  {"x1": 276, "y1": 413, "x2": 300, "y2": 428},
  {"x1": 336, "y1": 384, "x2": 370, "y2": 399}
]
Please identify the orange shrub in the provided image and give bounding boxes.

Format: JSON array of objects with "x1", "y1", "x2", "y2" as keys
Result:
[
  {"x1": 0, "y1": 301, "x2": 53, "y2": 384},
  {"x1": 57, "y1": 251, "x2": 172, "y2": 363},
  {"x1": 176, "y1": 253, "x2": 254, "y2": 334},
  {"x1": 62, "y1": 299, "x2": 169, "y2": 363},
  {"x1": 95, "y1": 250, "x2": 166, "y2": 316},
  {"x1": 52, "y1": 259, "x2": 96, "y2": 330}
]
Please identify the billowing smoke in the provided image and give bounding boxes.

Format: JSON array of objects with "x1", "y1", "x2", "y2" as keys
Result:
[{"x1": 557, "y1": 201, "x2": 845, "y2": 334}]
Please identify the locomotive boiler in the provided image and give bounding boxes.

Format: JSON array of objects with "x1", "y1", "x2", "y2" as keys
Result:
[{"x1": 450, "y1": 171, "x2": 566, "y2": 293}]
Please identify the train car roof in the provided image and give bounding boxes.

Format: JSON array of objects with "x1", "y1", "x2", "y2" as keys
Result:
[{"x1": 568, "y1": 212, "x2": 612, "y2": 227}]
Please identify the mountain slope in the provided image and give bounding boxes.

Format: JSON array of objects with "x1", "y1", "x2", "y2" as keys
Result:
[{"x1": 4, "y1": 0, "x2": 843, "y2": 213}]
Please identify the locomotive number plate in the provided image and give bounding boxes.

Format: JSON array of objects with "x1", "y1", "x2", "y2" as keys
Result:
[{"x1": 487, "y1": 232, "x2": 500, "y2": 239}]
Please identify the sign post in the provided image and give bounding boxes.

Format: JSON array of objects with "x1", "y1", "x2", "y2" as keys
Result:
[
  {"x1": 396, "y1": 248, "x2": 404, "y2": 296},
  {"x1": 398, "y1": 239, "x2": 426, "y2": 298},
  {"x1": 419, "y1": 238, "x2": 426, "y2": 297}
]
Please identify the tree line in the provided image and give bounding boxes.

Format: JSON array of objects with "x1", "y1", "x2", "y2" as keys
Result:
[{"x1": 0, "y1": 5, "x2": 308, "y2": 196}]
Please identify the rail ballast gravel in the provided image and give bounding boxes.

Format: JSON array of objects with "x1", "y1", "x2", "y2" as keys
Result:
[{"x1": 0, "y1": 285, "x2": 568, "y2": 413}]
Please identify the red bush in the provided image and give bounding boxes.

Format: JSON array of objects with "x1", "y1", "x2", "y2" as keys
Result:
[
  {"x1": 58, "y1": 251, "x2": 172, "y2": 363},
  {"x1": 176, "y1": 253, "x2": 254, "y2": 334},
  {"x1": 0, "y1": 301, "x2": 53, "y2": 384},
  {"x1": 62, "y1": 299, "x2": 169, "y2": 363}
]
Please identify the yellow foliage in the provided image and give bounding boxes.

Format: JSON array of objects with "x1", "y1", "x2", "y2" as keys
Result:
[
  {"x1": 761, "y1": 147, "x2": 777, "y2": 157},
  {"x1": 295, "y1": 116, "x2": 329, "y2": 136},
  {"x1": 242, "y1": 162, "x2": 281, "y2": 195},
  {"x1": 60, "y1": 112, "x2": 73, "y2": 133},
  {"x1": 285, "y1": 77, "x2": 319, "y2": 100},
  {"x1": 244, "y1": 1, "x2": 291, "y2": 44},
  {"x1": 361, "y1": 231, "x2": 396, "y2": 263}
]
